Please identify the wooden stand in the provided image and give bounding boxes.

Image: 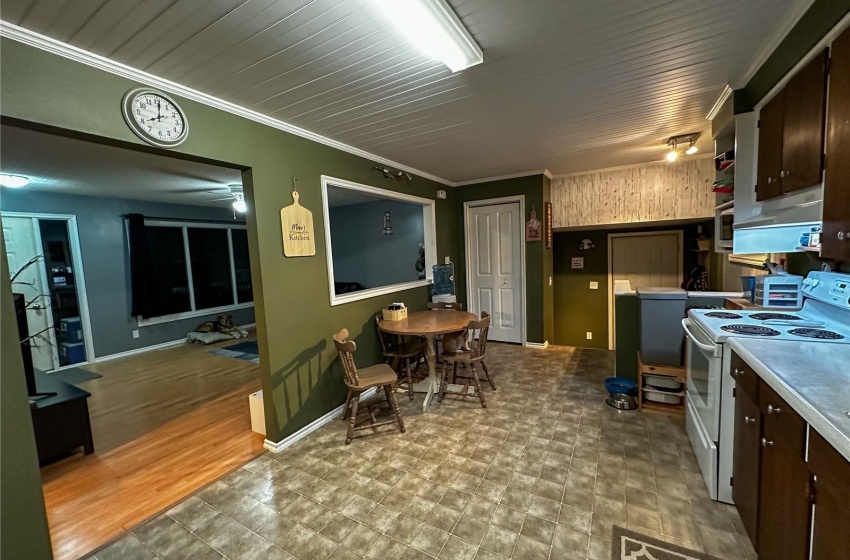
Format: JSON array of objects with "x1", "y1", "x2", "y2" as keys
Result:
[{"x1": 637, "y1": 352, "x2": 685, "y2": 416}]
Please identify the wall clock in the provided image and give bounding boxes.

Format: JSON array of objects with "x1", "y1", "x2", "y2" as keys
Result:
[{"x1": 121, "y1": 88, "x2": 188, "y2": 148}]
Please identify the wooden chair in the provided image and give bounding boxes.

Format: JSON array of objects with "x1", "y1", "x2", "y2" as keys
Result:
[
  {"x1": 375, "y1": 315, "x2": 426, "y2": 400},
  {"x1": 333, "y1": 329, "x2": 406, "y2": 444},
  {"x1": 427, "y1": 301, "x2": 463, "y2": 311},
  {"x1": 438, "y1": 313, "x2": 493, "y2": 408}
]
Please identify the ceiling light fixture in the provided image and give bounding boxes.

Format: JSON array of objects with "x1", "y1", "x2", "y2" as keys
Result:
[
  {"x1": 0, "y1": 174, "x2": 30, "y2": 188},
  {"x1": 232, "y1": 194, "x2": 247, "y2": 213},
  {"x1": 665, "y1": 133, "x2": 701, "y2": 163},
  {"x1": 369, "y1": 0, "x2": 483, "y2": 73}
]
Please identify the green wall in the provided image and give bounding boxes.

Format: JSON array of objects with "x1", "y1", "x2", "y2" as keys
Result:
[
  {"x1": 734, "y1": 0, "x2": 850, "y2": 112},
  {"x1": 0, "y1": 38, "x2": 458, "y2": 448},
  {"x1": 0, "y1": 235, "x2": 54, "y2": 560},
  {"x1": 552, "y1": 222, "x2": 711, "y2": 348},
  {"x1": 453, "y1": 174, "x2": 551, "y2": 344}
]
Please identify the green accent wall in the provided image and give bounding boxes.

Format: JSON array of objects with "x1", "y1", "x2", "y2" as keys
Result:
[
  {"x1": 0, "y1": 38, "x2": 458, "y2": 451},
  {"x1": 734, "y1": 0, "x2": 850, "y2": 112},
  {"x1": 453, "y1": 174, "x2": 550, "y2": 344},
  {"x1": 0, "y1": 235, "x2": 54, "y2": 560}
]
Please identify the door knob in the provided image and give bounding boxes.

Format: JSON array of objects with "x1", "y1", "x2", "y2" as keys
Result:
[
  {"x1": 839, "y1": 231, "x2": 846, "y2": 241},
  {"x1": 744, "y1": 416, "x2": 756, "y2": 424},
  {"x1": 766, "y1": 404, "x2": 780, "y2": 415},
  {"x1": 761, "y1": 437, "x2": 774, "y2": 447}
]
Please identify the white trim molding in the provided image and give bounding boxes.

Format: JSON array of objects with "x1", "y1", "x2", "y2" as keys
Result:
[
  {"x1": 264, "y1": 388, "x2": 377, "y2": 453},
  {"x1": 525, "y1": 341, "x2": 549, "y2": 349},
  {"x1": 463, "y1": 195, "x2": 527, "y2": 346},
  {"x1": 319, "y1": 175, "x2": 437, "y2": 307},
  {"x1": 454, "y1": 169, "x2": 553, "y2": 187},
  {"x1": 94, "y1": 338, "x2": 187, "y2": 363},
  {"x1": 0, "y1": 21, "x2": 453, "y2": 187},
  {"x1": 706, "y1": 85, "x2": 733, "y2": 121}
]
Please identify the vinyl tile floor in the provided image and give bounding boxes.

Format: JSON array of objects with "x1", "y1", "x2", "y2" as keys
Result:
[{"x1": 87, "y1": 343, "x2": 756, "y2": 560}]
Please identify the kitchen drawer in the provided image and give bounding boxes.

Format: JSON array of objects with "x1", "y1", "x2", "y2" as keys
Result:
[
  {"x1": 731, "y1": 352, "x2": 759, "y2": 401},
  {"x1": 759, "y1": 380, "x2": 806, "y2": 456}
]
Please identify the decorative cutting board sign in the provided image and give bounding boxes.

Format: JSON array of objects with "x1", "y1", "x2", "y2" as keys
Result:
[{"x1": 280, "y1": 190, "x2": 315, "y2": 257}]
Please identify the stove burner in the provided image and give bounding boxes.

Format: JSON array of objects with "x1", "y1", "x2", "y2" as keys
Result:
[
  {"x1": 749, "y1": 313, "x2": 801, "y2": 321},
  {"x1": 788, "y1": 328, "x2": 845, "y2": 340},
  {"x1": 705, "y1": 312, "x2": 742, "y2": 319},
  {"x1": 721, "y1": 324, "x2": 781, "y2": 336}
]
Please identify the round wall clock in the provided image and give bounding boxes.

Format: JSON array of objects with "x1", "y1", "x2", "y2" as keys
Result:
[{"x1": 121, "y1": 88, "x2": 188, "y2": 148}]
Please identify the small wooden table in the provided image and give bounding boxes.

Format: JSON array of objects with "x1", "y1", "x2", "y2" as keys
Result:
[{"x1": 379, "y1": 310, "x2": 477, "y2": 411}]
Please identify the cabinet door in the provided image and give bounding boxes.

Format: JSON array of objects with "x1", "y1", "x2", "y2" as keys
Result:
[
  {"x1": 823, "y1": 27, "x2": 850, "y2": 260},
  {"x1": 732, "y1": 388, "x2": 760, "y2": 550},
  {"x1": 781, "y1": 49, "x2": 828, "y2": 194},
  {"x1": 757, "y1": 90, "x2": 785, "y2": 201},
  {"x1": 809, "y1": 432, "x2": 850, "y2": 560}
]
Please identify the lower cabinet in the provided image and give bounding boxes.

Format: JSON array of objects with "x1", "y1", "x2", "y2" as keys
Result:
[
  {"x1": 809, "y1": 432, "x2": 850, "y2": 560},
  {"x1": 731, "y1": 378, "x2": 761, "y2": 548}
]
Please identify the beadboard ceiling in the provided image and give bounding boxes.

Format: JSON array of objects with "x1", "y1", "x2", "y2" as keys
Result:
[{"x1": 1, "y1": 0, "x2": 809, "y2": 182}]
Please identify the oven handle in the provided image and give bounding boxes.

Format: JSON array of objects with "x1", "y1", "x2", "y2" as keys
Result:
[{"x1": 682, "y1": 319, "x2": 717, "y2": 353}]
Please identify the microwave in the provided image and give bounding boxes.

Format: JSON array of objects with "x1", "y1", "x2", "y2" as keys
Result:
[{"x1": 714, "y1": 201, "x2": 733, "y2": 252}]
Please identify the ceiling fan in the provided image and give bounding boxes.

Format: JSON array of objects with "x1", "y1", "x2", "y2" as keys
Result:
[{"x1": 205, "y1": 184, "x2": 247, "y2": 213}]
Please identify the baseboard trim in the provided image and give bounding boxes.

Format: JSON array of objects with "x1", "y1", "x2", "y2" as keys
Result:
[
  {"x1": 93, "y1": 322, "x2": 257, "y2": 363},
  {"x1": 525, "y1": 341, "x2": 549, "y2": 349},
  {"x1": 263, "y1": 388, "x2": 377, "y2": 453}
]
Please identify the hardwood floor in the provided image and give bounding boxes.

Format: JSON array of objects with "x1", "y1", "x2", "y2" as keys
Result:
[{"x1": 40, "y1": 337, "x2": 265, "y2": 560}]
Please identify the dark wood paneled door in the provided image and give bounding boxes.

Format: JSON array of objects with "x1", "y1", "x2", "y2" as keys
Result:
[
  {"x1": 780, "y1": 49, "x2": 828, "y2": 194},
  {"x1": 757, "y1": 430, "x2": 811, "y2": 560},
  {"x1": 732, "y1": 389, "x2": 761, "y2": 550},
  {"x1": 757, "y1": 90, "x2": 785, "y2": 201},
  {"x1": 823, "y1": 27, "x2": 850, "y2": 260}
]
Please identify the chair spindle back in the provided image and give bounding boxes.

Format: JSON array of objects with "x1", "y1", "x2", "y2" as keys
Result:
[
  {"x1": 467, "y1": 313, "x2": 491, "y2": 359},
  {"x1": 332, "y1": 328, "x2": 359, "y2": 386},
  {"x1": 427, "y1": 301, "x2": 463, "y2": 311}
]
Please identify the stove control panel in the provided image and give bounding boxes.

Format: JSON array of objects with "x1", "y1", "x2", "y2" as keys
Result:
[{"x1": 804, "y1": 271, "x2": 850, "y2": 308}]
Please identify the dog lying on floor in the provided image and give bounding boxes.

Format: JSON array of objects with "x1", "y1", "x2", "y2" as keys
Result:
[{"x1": 188, "y1": 314, "x2": 249, "y2": 344}]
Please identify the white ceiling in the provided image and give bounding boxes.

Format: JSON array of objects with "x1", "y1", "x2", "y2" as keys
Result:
[
  {"x1": 0, "y1": 125, "x2": 243, "y2": 206},
  {"x1": 1, "y1": 0, "x2": 810, "y2": 182}
]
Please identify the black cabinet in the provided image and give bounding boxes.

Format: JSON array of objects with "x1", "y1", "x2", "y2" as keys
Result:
[{"x1": 822, "y1": 26, "x2": 850, "y2": 260}]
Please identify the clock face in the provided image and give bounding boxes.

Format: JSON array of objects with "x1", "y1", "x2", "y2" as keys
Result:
[{"x1": 121, "y1": 88, "x2": 188, "y2": 148}]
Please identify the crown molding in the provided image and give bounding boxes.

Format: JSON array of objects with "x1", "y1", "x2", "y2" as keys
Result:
[
  {"x1": 453, "y1": 169, "x2": 553, "y2": 187},
  {"x1": 551, "y1": 154, "x2": 713, "y2": 179},
  {"x1": 0, "y1": 21, "x2": 456, "y2": 187},
  {"x1": 706, "y1": 85, "x2": 733, "y2": 121}
]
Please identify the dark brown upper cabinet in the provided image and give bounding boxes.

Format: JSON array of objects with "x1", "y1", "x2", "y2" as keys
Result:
[
  {"x1": 756, "y1": 50, "x2": 828, "y2": 201},
  {"x1": 822, "y1": 26, "x2": 850, "y2": 261}
]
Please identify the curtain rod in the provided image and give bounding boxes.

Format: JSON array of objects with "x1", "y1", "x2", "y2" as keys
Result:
[{"x1": 124, "y1": 214, "x2": 246, "y2": 225}]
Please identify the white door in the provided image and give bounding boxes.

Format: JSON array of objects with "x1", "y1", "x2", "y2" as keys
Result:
[
  {"x1": 467, "y1": 203, "x2": 523, "y2": 343},
  {"x1": 2, "y1": 216, "x2": 59, "y2": 371}
]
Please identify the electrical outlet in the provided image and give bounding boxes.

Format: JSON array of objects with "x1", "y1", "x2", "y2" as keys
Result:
[
  {"x1": 444, "y1": 256, "x2": 451, "y2": 264},
  {"x1": 586, "y1": 332, "x2": 593, "y2": 340},
  {"x1": 132, "y1": 330, "x2": 140, "y2": 339},
  {"x1": 589, "y1": 281, "x2": 599, "y2": 289}
]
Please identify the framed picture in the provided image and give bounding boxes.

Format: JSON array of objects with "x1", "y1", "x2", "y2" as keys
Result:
[{"x1": 544, "y1": 202, "x2": 553, "y2": 249}]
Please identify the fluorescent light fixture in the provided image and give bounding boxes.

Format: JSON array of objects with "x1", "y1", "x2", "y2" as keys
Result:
[
  {"x1": 0, "y1": 174, "x2": 30, "y2": 188},
  {"x1": 370, "y1": 0, "x2": 483, "y2": 72}
]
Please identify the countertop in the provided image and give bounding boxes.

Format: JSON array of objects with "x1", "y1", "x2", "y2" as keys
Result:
[
  {"x1": 613, "y1": 290, "x2": 744, "y2": 297},
  {"x1": 727, "y1": 338, "x2": 850, "y2": 461}
]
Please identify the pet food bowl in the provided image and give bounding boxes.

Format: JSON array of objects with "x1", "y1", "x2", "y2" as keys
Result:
[
  {"x1": 606, "y1": 393, "x2": 638, "y2": 410},
  {"x1": 604, "y1": 377, "x2": 637, "y2": 396}
]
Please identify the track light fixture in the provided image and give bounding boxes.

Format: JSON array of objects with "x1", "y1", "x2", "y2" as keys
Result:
[
  {"x1": 665, "y1": 133, "x2": 701, "y2": 163},
  {"x1": 373, "y1": 165, "x2": 413, "y2": 182}
]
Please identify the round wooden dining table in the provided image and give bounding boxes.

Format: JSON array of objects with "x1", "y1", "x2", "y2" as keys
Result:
[{"x1": 379, "y1": 309, "x2": 477, "y2": 411}]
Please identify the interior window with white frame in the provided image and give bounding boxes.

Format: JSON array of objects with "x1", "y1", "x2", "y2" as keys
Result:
[{"x1": 320, "y1": 175, "x2": 437, "y2": 306}]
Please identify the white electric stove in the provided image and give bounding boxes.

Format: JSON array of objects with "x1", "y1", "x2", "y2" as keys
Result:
[{"x1": 681, "y1": 271, "x2": 850, "y2": 503}]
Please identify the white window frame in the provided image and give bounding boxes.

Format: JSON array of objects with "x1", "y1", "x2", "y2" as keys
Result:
[
  {"x1": 320, "y1": 175, "x2": 437, "y2": 306},
  {"x1": 137, "y1": 219, "x2": 254, "y2": 326}
]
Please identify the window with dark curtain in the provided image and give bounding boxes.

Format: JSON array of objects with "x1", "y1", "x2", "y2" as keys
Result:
[
  {"x1": 145, "y1": 226, "x2": 192, "y2": 315},
  {"x1": 231, "y1": 229, "x2": 253, "y2": 304},
  {"x1": 187, "y1": 228, "x2": 234, "y2": 310}
]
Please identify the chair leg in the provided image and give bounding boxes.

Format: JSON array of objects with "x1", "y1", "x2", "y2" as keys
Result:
[
  {"x1": 452, "y1": 361, "x2": 458, "y2": 385},
  {"x1": 346, "y1": 394, "x2": 359, "y2": 444},
  {"x1": 341, "y1": 389, "x2": 353, "y2": 420},
  {"x1": 385, "y1": 385, "x2": 405, "y2": 433},
  {"x1": 481, "y1": 361, "x2": 496, "y2": 390},
  {"x1": 438, "y1": 362, "x2": 449, "y2": 402},
  {"x1": 470, "y1": 364, "x2": 487, "y2": 408},
  {"x1": 405, "y1": 358, "x2": 414, "y2": 400}
]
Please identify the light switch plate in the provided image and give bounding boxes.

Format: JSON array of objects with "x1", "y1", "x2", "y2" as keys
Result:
[
  {"x1": 589, "y1": 281, "x2": 599, "y2": 289},
  {"x1": 444, "y1": 256, "x2": 451, "y2": 264},
  {"x1": 132, "y1": 330, "x2": 140, "y2": 339}
]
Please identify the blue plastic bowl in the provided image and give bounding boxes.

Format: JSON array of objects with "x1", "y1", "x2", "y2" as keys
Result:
[{"x1": 604, "y1": 377, "x2": 637, "y2": 396}]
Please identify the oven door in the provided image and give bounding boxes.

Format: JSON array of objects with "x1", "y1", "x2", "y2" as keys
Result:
[{"x1": 682, "y1": 318, "x2": 723, "y2": 441}]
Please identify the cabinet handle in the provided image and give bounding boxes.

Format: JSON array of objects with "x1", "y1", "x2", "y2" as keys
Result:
[
  {"x1": 767, "y1": 177, "x2": 774, "y2": 184},
  {"x1": 761, "y1": 437, "x2": 774, "y2": 447},
  {"x1": 780, "y1": 170, "x2": 790, "y2": 178},
  {"x1": 732, "y1": 368, "x2": 742, "y2": 377},
  {"x1": 766, "y1": 404, "x2": 780, "y2": 415},
  {"x1": 839, "y1": 231, "x2": 846, "y2": 241},
  {"x1": 744, "y1": 416, "x2": 756, "y2": 424}
]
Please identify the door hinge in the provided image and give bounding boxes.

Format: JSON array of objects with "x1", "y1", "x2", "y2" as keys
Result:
[
  {"x1": 808, "y1": 476, "x2": 817, "y2": 506},
  {"x1": 730, "y1": 476, "x2": 734, "y2": 487},
  {"x1": 733, "y1": 387, "x2": 736, "y2": 398}
]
